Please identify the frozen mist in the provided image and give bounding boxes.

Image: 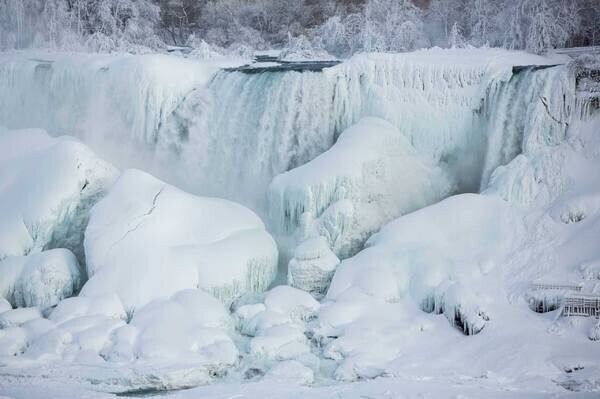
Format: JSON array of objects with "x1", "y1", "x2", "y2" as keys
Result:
[{"x1": 0, "y1": 45, "x2": 600, "y2": 399}]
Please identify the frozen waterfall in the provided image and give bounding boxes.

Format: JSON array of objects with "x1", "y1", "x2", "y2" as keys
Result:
[{"x1": 0, "y1": 50, "x2": 582, "y2": 216}]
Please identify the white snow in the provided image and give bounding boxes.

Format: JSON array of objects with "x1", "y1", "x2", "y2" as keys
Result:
[
  {"x1": 0, "y1": 248, "x2": 82, "y2": 308},
  {"x1": 82, "y1": 169, "x2": 278, "y2": 310},
  {"x1": 0, "y1": 127, "x2": 117, "y2": 261}
]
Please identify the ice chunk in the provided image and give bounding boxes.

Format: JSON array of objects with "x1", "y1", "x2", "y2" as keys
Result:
[
  {"x1": 269, "y1": 117, "x2": 453, "y2": 259},
  {"x1": 82, "y1": 169, "x2": 278, "y2": 310},
  {"x1": 0, "y1": 249, "x2": 82, "y2": 308},
  {"x1": 0, "y1": 128, "x2": 118, "y2": 262},
  {"x1": 288, "y1": 237, "x2": 340, "y2": 296}
]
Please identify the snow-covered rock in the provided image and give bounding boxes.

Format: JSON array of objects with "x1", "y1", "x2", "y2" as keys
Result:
[
  {"x1": 0, "y1": 249, "x2": 82, "y2": 308},
  {"x1": 249, "y1": 324, "x2": 311, "y2": 361},
  {"x1": 287, "y1": 236, "x2": 340, "y2": 296},
  {"x1": 264, "y1": 286, "x2": 320, "y2": 323},
  {"x1": 82, "y1": 169, "x2": 278, "y2": 310},
  {"x1": 0, "y1": 127, "x2": 117, "y2": 262},
  {"x1": 49, "y1": 294, "x2": 126, "y2": 324},
  {"x1": 0, "y1": 307, "x2": 42, "y2": 328},
  {"x1": 122, "y1": 289, "x2": 238, "y2": 366},
  {"x1": 264, "y1": 360, "x2": 314, "y2": 385},
  {"x1": 269, "y1": 117, "x2": 453, "y2": 259}
]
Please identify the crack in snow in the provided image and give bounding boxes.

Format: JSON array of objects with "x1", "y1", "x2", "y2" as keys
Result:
[{"x1": 105, "y1": 187, "x2": 165, "y2": 256}]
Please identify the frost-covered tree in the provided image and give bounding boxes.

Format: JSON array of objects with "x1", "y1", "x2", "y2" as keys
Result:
[
  {"x1": 363, "y1": 0, "x2": 429, "y2": 52},
  {"x1": 1, "y1": 0, "x2": 599, "y2": 54}
]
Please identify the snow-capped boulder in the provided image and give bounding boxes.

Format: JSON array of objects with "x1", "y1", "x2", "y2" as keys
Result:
[
  {"x1": 0, "y1": 249, "x2": 82, "y2": 308},
  {"x1": 82, "y1": 169, "x2": 278, "y2": 310},
  {"x1": 264, "y1": 286, "x2": 320, "y2": 323},
  {"x1": 269, "y1": 117, "x2": 453, "y2": 259},
  {"x1": 264, "y1": 360, "x2": 314, "y2": 385},
  {"x1": 0, "y1": 127, "x2": 118, "y2": 262},
  {"x1": 0, "y1": 307, "x2": 42, "y2": 328},
  {"x1": 249, "y1": 324, "x2": 311, "y2": 360},
  {"x1": 124, "y1": 289, "x2": 237, "y2": 366},
  {"x1": 288, "y1": 236, "x2": 340, "y2": 296},
  {"x1": 49, "y1": 294, "x2": 126, "y2": 324},
  {"x1": 0, "y1": 326, "x2": 27, "y2": 356}
]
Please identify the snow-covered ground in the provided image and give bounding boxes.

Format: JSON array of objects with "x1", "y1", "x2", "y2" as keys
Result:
[{"x1": 0, "y1": 48, "x2": 599, "y2": 398}]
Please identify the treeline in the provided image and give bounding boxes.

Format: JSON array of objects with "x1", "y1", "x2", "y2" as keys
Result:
[{"x1": 1, "y1": 0, "x2": 599, "y2": 56}]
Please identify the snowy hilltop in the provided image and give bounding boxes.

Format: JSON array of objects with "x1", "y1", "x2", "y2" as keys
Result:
[{"x1": 0, "y1": 46, "x2": 599, "y2": 399}]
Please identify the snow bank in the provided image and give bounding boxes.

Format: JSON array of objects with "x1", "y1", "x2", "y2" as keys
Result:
[
  {"x1": 269, "y1": 117, "x2": 453, "y2": 258},
  {"x1": 0, "y1": 128, "x2": 117, "y2": 262},
  {"x1": 82, "y1": 169, "x2": 278, "y2": 310},
  {"x1": 0, "y1": 249, "x2": 82, "y2": 308}
]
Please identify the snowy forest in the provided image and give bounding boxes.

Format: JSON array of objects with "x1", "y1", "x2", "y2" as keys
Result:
[{"x1": 1, "y1": 0, "x2": 600, "y2": 56}]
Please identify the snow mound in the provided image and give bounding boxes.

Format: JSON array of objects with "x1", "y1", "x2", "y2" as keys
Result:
[
  {"x1": 0, "y1": 249, "x2": 82, "y2": 308},
  {"x1": 269, "y1": 117, "x2": 453, "y2": 259},
  {"x1": 288, "y1": 236, "x2": 340, "y2": 297},
  {"x1": 82, "y1": 169, "x2": 278, "y2": 310},
  {"x1": 0, "y1": 127, "x2": 118, "y2": 262}
]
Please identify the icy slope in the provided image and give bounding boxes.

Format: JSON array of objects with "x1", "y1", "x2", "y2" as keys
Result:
[
  {"x1": 82, "y1": 169, "x2": 278, "y2": 310},
  {"x1": 0, "y1": 127, "x2": 117, "y2": 262}
]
